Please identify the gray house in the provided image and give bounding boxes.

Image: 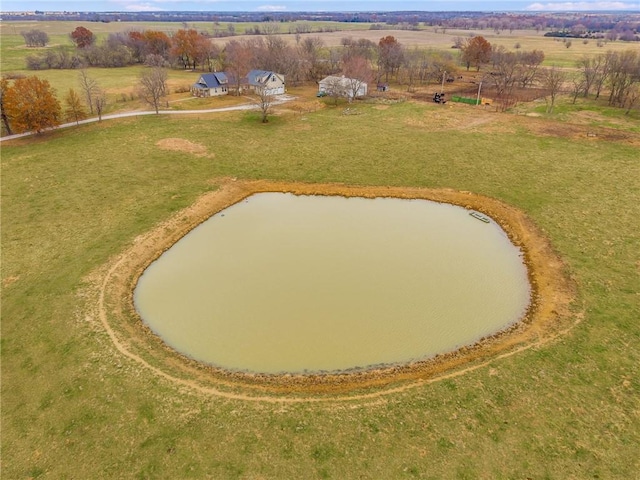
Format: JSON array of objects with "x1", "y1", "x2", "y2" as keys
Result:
[
  {"x1": 318, "y1": 75, "x2": 368, "y2": 100},
  {"x1": 191, "y1": 72, "x2": 229, "y2": 97},
  {"x1": 246, "y1": 70, "x2": 286, "y2": 96}
]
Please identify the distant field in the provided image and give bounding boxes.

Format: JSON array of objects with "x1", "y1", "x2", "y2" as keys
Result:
[{"x1": 0, "y1": 19, "x2": 372, "y2": 36}]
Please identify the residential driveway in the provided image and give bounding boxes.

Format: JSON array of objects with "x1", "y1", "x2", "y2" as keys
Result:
[{"x1": 0, "y1": 94, "x2": 296, "y2": 142}]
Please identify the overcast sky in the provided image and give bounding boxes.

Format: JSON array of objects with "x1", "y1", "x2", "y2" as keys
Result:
[{"x1": 2, "y1": 0, "x2": 639, "y2": 12}]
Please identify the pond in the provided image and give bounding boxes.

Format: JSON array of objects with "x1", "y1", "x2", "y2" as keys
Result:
[{"x1": 134, "y1": 193, "x2": 530, "y2": 374}]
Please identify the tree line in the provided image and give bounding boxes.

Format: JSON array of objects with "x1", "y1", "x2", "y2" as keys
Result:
[
  {"x1": 457, "y1": 36, "x2": 639, "y2": 113},
  {"x1": 20, "y1": 25, "x2": 640, "y2": 109},
  {"x1": 3, "y1": 29, "x2": 638, "y2": 136},
  {"x1": 19, "y1": 26, "x2": 458, "y2": 89}
]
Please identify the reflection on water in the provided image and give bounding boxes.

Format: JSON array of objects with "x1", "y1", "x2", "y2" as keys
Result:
[{"x1": 134, "y1": 193, "x2": 530, "y2": 374}]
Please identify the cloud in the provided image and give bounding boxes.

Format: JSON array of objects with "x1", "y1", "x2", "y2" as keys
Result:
[
  {"x1": 111, "y1": 0, "x2": 222, "y2": 9},
  {"x1": 122, "y1": 2, "x2": 166, "y2": 10},
  {"x1": 109, "y1": 0, "x2": 164, "y2": 11},
  {"x1": 256, "y1": 4, "x2": 287, "y2": 11},
  {"x1": 525, "y1": 1, "x2": 639, "y2": 10}
]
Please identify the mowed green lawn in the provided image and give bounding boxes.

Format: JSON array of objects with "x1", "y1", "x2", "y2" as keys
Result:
[{"x1": 1, "y1": 99, "x2": 639, "y2": 479}]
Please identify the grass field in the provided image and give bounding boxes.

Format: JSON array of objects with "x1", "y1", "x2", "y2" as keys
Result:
[{"x1": 2, "y1": 87, "x2": 639, "y2": 478}]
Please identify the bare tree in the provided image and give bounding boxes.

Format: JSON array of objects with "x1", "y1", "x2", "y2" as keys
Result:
[
  {"x1": 593, "y1": 51, "x2": 616, "y2": 100},
  {"x1": 328, "y1": 48, "x2": 342, "y2": 73},
  {"x1": 201, "y1": 43, "x2": 222, "y2": 73},
  {"x1": 606, "y1": 50, "x2": 640, "y2": 107},
  {"x1": 569, "y1": 73, "x2": 586, "y2": 104},
  {"x1": 624, "y1": 84, "x2": 640, "y2": 115},
  {"x1": 342, "y1": 56, "x2": 373, "y2": 102},
  {"x1": 254, "y1": 87, "x2": 275, "y2": 123},
  {"x1": 94, "y1": 89, "x2": 107, "y2": 121},
  {"x1": 261, "y1": 22, "x2": 280, "y2": 35},
  {"x1": 21, "y1": 29, "x2": 49, "y2": 47},
  {"x1": 517, "y1": 50, "x2": 545, "y2": 88},
  {"x1": 421, "y1": 50, "x2": 457, "y2": 85},
  {"x1": 577, "y1": 54, "x2": 603, "y2": 98},
  {"x1": 490, "y1": 47, "x2": 520, "y2": 109},
  {"x1": 541, "y1": 66, "x2": 567, "y2": 113},
  {"x1": 399, "y1": 48, "x2": 423, "y2": 92},
  {"x1": 341, "y1": 37, "x2": 376, "y2": 62},
  {"x1": 223, "y1": 39, "x2": 253, "y2": 95},
  {"x1": 261, "y1": 36, "x2": 291, "y2": 73},
  {"x1": 78, "y1": 69, "x2": 98, "y2": 115},
  {"x1": 299, "y1": 36, "x2": 325, "y2": 81},
  {"x1": 322, "y1": 76, "x2": 348, "y2": 105},
  {"x1": 138, "y1": 66, "x2": 168, "y2": 114},
  {"x1": 452, "y1": 36, "x2": 465, "y2": 49}
]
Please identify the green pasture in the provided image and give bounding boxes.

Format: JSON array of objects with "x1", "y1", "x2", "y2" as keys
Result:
[{"x1": 2, "y1": 97, "x2": 639, "y2": 478}]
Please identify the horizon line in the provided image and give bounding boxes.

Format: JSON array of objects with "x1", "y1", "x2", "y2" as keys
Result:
[{"x1": 2, "y1": 8, "x2": 640, "y2": 13}]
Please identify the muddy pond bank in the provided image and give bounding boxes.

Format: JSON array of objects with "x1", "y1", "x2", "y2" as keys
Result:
[{"x1": 91, "y1": 179, "x2": 576, "y2": 399}]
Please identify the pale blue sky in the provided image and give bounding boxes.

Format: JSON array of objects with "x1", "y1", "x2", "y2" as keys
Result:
[{"x1": 1, "y1": 0, "x2": 639, "y2": 12}]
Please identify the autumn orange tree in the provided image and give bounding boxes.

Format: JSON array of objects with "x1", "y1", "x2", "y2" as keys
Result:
[
  {"x1": 70, "y1": 26, "x2": 95, "y2": 49},
  {"x1": 377, "y1": 35, "x2": 404, "y2": 82},
  {"x1": 461, "y1": 36, "x2": 492, "y2": 71},
  {"x1": 64, "y1": 88, "x2": 87, "y2": 124},
  {"x1": 144, "y1": 30, "x2": 172, "y2": 58},
  {"x1": 171, "y1": 29, "x2": 210, "y2": 70},
  {"x1": 224, "y1": 39, "x2": 254, "y2": 95},
  {"x1": 3, "y1": 76, "x2": 62, "y2": 133},
  {"x1": 0, "y1": 77, "x2": 13, "y2": 135}
]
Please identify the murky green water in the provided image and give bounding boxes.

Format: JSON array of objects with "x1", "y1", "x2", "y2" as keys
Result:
[{"x1": 134, "y1": 193, "x2": 530, "y2": 374}]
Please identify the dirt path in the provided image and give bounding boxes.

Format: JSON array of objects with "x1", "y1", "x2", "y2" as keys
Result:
[
  {"x1": 0, "y1": 95, "x2": 296, "y2": 143},
  {"x1": 87, "y1": 178, "x2": 578, "y2": 403}
]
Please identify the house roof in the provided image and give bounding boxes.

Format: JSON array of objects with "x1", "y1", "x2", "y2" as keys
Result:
[
  {"x1": 246, "y1": 70, "x2": 283, "y2": 87},
  {"x1": 193, "y1": 72, "x2": 228, "y2": 89},
  {"x1": 319, "y1": 75, "x2": 367, "y2": 87}
]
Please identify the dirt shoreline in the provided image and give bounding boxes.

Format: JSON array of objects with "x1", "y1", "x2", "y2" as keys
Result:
[{"x1": 91, "y1": 178, "x2": 577, "y2": 400}]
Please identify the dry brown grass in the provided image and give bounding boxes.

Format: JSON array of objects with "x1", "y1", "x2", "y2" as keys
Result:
[{"x1": 155, "y1": 138, "x2": 213, "y2": 157}]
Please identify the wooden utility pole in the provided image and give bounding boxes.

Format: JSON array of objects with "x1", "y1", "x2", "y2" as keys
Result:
[{"x1": 476, "y1": 79, "x2": 483, "y2": 106}]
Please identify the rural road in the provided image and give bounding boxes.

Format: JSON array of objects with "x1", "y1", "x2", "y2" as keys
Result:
[{"x1": 0, "y1": 94, "x2": 296, "y2": 142}]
